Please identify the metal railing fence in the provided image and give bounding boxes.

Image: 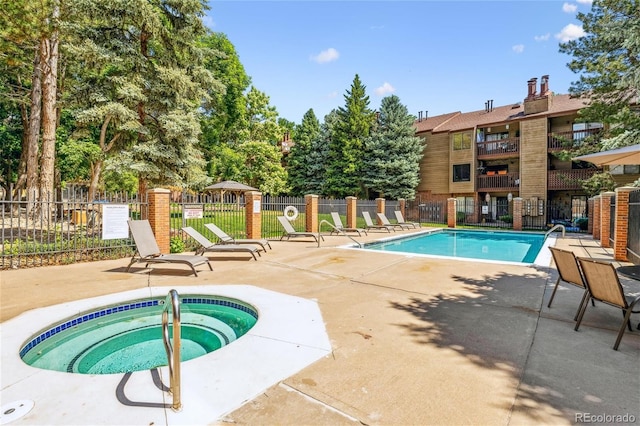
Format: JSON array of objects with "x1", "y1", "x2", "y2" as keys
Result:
[
  {"x1": 1, "y1": 188, "x2": 144, "y2": 269},
  {"x1": 262, "y1": 195, "x2": 306, "y2": 238}
]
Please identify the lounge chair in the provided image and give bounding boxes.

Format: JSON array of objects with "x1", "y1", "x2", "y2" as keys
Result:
[
  {"x1": 329, "y1": 212, "x2": 367, "y2": 236},
  {"x1": 204, "y1": 223, "x2": 271, "y2": 252},
  {"x1": 126, "y1": 219, "x2": 212, "y2": 276},
  {"x1": 394, "y1": 210, "x2": 420, "y2": 229},
  {"x1": 182, "y1": 227, "x2": 260, "y2": 260},
  {"x1": 547, "y1": 247, "x2": 593, "y2": 320},
  {"x1": 575, "y1": 258, "x2": 640, "y2": 350},
  {"x1": 377, "y1": 212, "x2": 412, "y2": 230},
  {"x1": 277, "y1": 216, "x2": 323, "y2": 242},
  {"x1": 362, "y1": 211, "x2": 394, "y2": 232}
]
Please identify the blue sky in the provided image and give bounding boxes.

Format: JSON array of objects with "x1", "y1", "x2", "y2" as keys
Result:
[{"x1": 205, "y1": 1, "x2": 592, "y2": 124}]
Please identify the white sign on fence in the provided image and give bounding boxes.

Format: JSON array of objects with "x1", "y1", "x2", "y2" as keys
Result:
[
  {"x1": 102, "y1": 204, "x2": 130, "y2": 240},
  {"x1": 183, "y1": 204, "x2": 204, "y2": 219}
]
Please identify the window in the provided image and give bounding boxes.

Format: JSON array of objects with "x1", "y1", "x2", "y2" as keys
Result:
[
  {"x1": 610, "y1": 165, "x2": 640, "y2": 175},
  {"x1": 453, "y1": 132, "x2": 471, "y2": 150},
  {"x1": 453, "y1": 164, "x2": 471, "y2": 182},
  {"x1": 572, "y1": 122, "x2": 603, "y2": 141},
  {"x1": 456, "y1": 196, "x2": 475, "y2": 214}
]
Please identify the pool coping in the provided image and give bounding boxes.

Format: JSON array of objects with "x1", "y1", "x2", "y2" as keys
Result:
[{"x1": 0, "y1": 285, "x2": 332, "y2": 425}]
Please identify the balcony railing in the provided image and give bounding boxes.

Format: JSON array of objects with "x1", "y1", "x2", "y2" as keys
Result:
[
  {"x1": 477, "y1": 138, "x2": 519, "y2": 159},
  {"x1": 548, "y1": 129, "x2": 602, "y2": 151},
  {"x1": 547, "y1": 169, "x2": 597, "y2": 190},
  {"x1": 477, "y1": 172, "x2": 520, "y2": 191}
]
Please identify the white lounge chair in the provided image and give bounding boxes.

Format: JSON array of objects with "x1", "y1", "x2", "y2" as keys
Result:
[
  {"x1": 126, "y1": 220, "x2": 212, "y2": 276},
  {"x1": 377, "y1": 212, "x2": 412, "y2": 230},
  {"x1": 362, "y1": 211, "x2": 393, "y2": 232},
  {"x1": 182, "y1": 227, "x2": 260, "y2": 260},
  {"x1": 330, "y1": 212, "x2": 367, "y2": 236},
  {"x1": 394, "y1": 210, "x2": 420, "y2": 229},
  {"x1": 204, "y1": 223, "x2": 271, "y2": 252},
  {"x1": 277, "y1": 216, "x2": 323, "y2": 242}
]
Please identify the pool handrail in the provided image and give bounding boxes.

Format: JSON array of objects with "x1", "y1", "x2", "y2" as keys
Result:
[
  {"x1": 162, "y1": 289, "x2": 182, "y2": 411},
  {"x1": 545, "y1": 224, "x2": 566, "y2": 239},
  {"x1": 318, "y1": 219, "x2": 364, "y2": 248}
]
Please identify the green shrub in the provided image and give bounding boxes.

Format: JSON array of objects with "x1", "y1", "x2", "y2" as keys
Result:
[
  {"x1": 499, "y1": 214, "x2": 513, "y2": 223},
  {"x1": 170, "y1": 237, "x2": 185, "y2": 253},
  {"x1": 456, "y1": 211, "x2": 466, "y2": 222}
]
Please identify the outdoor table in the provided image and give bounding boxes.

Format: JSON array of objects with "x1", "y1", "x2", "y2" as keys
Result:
[{"x1": 617, "y1": 265, "x2": 640, "y2": 281}]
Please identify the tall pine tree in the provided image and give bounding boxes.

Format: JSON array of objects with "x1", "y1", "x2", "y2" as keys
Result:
[
  {"x1": 325, "y1": 74, "x2": 375, "y2": 198},
  {"x1": 363, "y1": 95, "x2": 424, "y2": 199},
  {"x1": 287, "y1": 109, "x2": 320, "y2": 195}
]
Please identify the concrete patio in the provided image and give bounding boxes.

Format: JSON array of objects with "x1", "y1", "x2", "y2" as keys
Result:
[{"x1": 1, "y1": 230, "x2": 639, "y2": 425}]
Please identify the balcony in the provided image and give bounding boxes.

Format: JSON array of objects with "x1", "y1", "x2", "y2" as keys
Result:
[
  {"x1": 477, "y1": 172, "x2": 520, "y2": 192},
  {"x1": 548, "y1": 129, "x2": 602, "y2": 151},
  {"x1": 477, "y1": 138, "x2": 520, "y2": 159},
  {"x1": 547, "y1": 169, "x2": 597, "y2": 190}
]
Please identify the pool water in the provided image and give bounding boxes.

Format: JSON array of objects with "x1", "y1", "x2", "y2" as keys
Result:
[
  {"x1": 363, "y1": 229, "x2": 546, "y2": 263},
  {"x1": 20, "y1": 296, "x2": 257, "y2": 374}
]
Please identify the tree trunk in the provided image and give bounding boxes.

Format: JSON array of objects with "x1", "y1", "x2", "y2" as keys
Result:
[
  {"x1": 88, "y1": 160, "x2": 102, "y2": 202},
  {"x1": 25, "y1": 46, "x2": 43, "y2": 212},
  {"x1": 38, "y1": 10, "x2": 59, "y2": 221}
]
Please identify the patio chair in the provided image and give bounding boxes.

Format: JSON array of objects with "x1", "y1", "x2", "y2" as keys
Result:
[
  {"x1": 547, "y1": 247, "x2": 593, "y2": 320},
  {"x1": 377, "y1": 212, "x2": 412, "y2": 231},
  {"x1": 575, "y1": 258, "x2": 640, "y2": 350},
  {"x1": 362, "y1": 211, "x2": 393, "y2": 232},
  {"x1": 182, "y1": 227, "x2": 260, "y2": 260},
  {"x1": 394, "y1": 210, "x2": 420, "y2": 229},
  {"x1": 329, "y1": 212, "x2": 367, "y2": 236},
  {"x1": 277, "y1": 216, "x2": 323, "y2": 242},
  {"x1": 204, "y1": 223, "x2": 271, "y2": 252},
  {"x1": 126, "y1": 220, "x2": 212, "y2": 276}
]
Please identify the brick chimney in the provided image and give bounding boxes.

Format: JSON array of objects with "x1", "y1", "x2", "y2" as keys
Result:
[
  {"x1": 540, "y1": 75, "x2": 549, "y2": 95},
  {"x1": 526, "y1": 78, "x2": 537, "y2": 100}
]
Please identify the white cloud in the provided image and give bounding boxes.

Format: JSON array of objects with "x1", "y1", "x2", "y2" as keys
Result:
[
  {"x1": 512, "y1": 44, "x2": 525, "y2": 54},
  {"x1": 327, "y1": 91, "x2": 338, "y2": 99},
  {"x1": 202, "y1": 15, "x2": 215, "y2": 30},
  {"x1": 374, "y1": 82, "x2": 395, "y2": 96},
  {"x1": 310, "y1": 48, "x2": 340, "y2": 64},
  {"x1": 555, "y1": 23, "x2": 585, "y2": 42},
  {"x1": 534, "y1": 33, "x2": 551, "y2": 42},
  {"x1": 576, "y1": 0, "x2": 592, "y2": 4},
  {"x1": 562, "y1": 2, "x2": 578, "y2": 13}
]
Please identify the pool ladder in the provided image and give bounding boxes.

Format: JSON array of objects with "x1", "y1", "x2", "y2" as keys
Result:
[
  {"x1": 162, "y1": 289, "x2": 181, "y2": 411},
  {"x1": 318, "y1": 220, "x2": 364, "y2": 248},
  {"x1": 545, "y1": 224, "x2": 566, "y2": 239}
]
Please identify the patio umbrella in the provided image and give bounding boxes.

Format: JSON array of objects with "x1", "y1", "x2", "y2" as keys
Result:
[{"x1": 573, "y1": 144, "x2": 640, "y2": 166}]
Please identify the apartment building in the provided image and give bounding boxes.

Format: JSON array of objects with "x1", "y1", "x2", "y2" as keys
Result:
[{"x1": 413, "y1": 75, "x2": 639, "y2": 227}]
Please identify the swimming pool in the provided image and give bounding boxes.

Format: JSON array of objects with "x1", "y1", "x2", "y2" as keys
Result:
[
  {"x1": 20, "y1": 295, "x2": 258, "y2": 374},
  {"x1": 362, "y1": 229, "x2": 550, "y2": 264}
]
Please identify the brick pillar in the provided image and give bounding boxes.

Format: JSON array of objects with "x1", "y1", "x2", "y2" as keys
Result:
[
  {"x1": 512, "y1": 197, "x2": 523, "y2": 231},
  {"x1": 447, "y1": 198, "x2": 457, "y2": 228},
  {"x1": 305, "y1": 194, "x2": 319, "y2": 232},
  {"x1": 346, "y1": 196, "x2": 357, "y2": 228},
  {"x1": 147, "y1": 188, "x2": 171, "y2": 253},
  {"x1": 245, "y1": 191, "x2": 262, "y2": 239},
  {"x1": 599, "y1": 192, "x2": 615, "y2": 248},
  {"x1": 587, "y1": 197, "x2": 594, "y2": 235},
  {"x1": 398, "y1": 199, "x2": 406, "y2": 218},
  {"x1": 592, "y1": 196, "x2": 601, "y2": 241},
  {"x1": 613, "y1": 187, "x2": 634, "y2": 261},
  {"x1": 376, "y1": 198, "x2": 385, "y2": 225}
]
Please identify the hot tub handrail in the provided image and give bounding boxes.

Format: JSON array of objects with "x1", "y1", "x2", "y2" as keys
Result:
[{"x1": 162, "y1": 289, "x2": 181, "y2": 411}]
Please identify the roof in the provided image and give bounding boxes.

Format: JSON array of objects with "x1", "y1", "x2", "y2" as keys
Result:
[{"x1": 414, "y1": 93, "x2": 591, "y2": 134}]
